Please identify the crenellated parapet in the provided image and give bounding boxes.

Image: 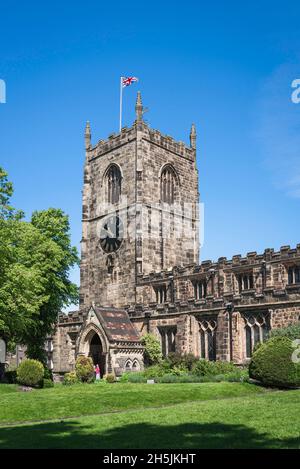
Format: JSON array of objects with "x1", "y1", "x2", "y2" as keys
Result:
[
  {"x1": 88, "y1": 126, "x2": 137, "y2": 160},
  {"x1": 131, "y1": 244, "x2": 300, "y2": 319},
  {"x1": 58, "y1": 309, "x2": 87, "y2": 326},
  {"x1": 85, "y1": 120, "x2": 195, "y2": 162},
  {"x1": 146, "y1": 126, "x2": 195, "y2": 160},
  {"x1": 137, "y1": 244, "x2": 300, "y2": 281}
]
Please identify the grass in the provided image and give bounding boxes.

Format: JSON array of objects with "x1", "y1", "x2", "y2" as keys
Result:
[
  {"x1": 0, "y1": 382, "x2": 299, "y2": 448},
  {"x1": 0, "y1": 381, "x2": 266, "y2": 424}
]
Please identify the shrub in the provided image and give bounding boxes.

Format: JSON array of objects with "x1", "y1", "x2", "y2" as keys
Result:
[
  {"x1": 141, "y1": 333, "x2": 162, "y2": 365},
  {"x1": 249, "y1": 336, "x2": 300, "y2": 388},
  {"x1": 104, "y1": 373, "x2": 116, "y2": 383},
  {"x1": 75, "y1": 356, "x2": 94, "y2": 383},
  {"x1": 270, "y1": 322, "x2": 300, "y2": 341},
  {"x1": 191, "y1": 359, "x2": 236, "y2": 377},
  {"x1": 127, "y1": 372, "x2": 147, "y2": 383},
  {"x1": 212, "y1": 361, "x2": 236, "y2": 375},
  {"x1": 225, "y1": 370, "x2": 249, "y2": 382},
  {"x1": 168, "y1": 365, "x2": 189, "y2": 376},
  {"x1": 63, "y1": 371, "x2": 79, "y2": 386},
  {"x1": 42, "y1": 378, "x2": 54, "y2": 388},
  {"x1": 16, "y1": 359, "x2": 44, "y2": 387},
  {"x1": 155, "y1": 373, "x2": 184, "y2": 383},
  {"x1": 166, "y1": 353, "x2": 198, "y2": 371},
  {"x1": 44, "y1": 367, "x2": 53, "y2": 381},
  {"x1": 5, "y1": 367, "x2": 17, "y2": 384},
  {"x1": 143, "y1": 364, "x2": 169, "y2": 378},
  {"x1": 191, "y1": 359, "x2": 215, "y2": 376},
  {"x1": 156, "y1": 373, "x2": 203, "y2": 383},
  {"x1": 119, "y1": 372, "x2": 130, "y2": 382}
]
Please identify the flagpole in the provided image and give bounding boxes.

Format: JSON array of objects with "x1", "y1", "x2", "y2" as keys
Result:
[{"x1": 119, "y1": 77, "x2": 123, "y2": 132}]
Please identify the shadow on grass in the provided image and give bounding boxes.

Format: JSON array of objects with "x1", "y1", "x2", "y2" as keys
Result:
[{"x1": 0, "y1": 420, "x2": 299, "y2": 449}]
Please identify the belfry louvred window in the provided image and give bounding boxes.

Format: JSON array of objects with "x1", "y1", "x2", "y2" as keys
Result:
[
  {"x1": 193, "y1": 279, "x2": 207, "y2": 300},
  {"x1": 106, "y1": 165, "x2": 121, "y2": 204},
  {"x1": 161, "y1": 165, "x2": 177, "y2": 204},
  {"x1": 288, "y1": 266, "x2": 300, "y2": 285},
  {"x1": 237, "y1": 272, "x2": 254, "y2": 292},
  {"x1": 154, "y1": 285, "x2": 167, "y2": 304}
]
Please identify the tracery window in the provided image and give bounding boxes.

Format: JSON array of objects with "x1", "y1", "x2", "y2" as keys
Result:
[
  {"x1": 158, "y1": 326, "x2": 177, "y2": 357},
  {"x1": 199, "y1": 319, "x2": 217, "y2": 361},
  {"x1": 106, "y1": 164, "x2": 121, "y2": 204},
  {"x1": 161, "y1": 165, "x2": 177, "y2": 204},
  {"x1": 244, "y1": 313, "x2": 270, "y2": 358}
]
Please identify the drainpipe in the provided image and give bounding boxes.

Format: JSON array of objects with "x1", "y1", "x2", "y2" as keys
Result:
[{"x1": 226, "y1": 302, "x2": 234, "y2": 362}]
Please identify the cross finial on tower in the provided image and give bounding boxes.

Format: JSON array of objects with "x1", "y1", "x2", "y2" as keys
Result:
[
  {"x1": 190, "y1": 123, "x2": 196, "y2": 150},
  {"x1": 135, "y1": 91, "x2": 143, "y2": 122},
  {"x1": 85, "y1": 121, "x2": 91, "y2": 150}
]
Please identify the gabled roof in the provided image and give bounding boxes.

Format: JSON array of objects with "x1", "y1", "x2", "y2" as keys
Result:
[{"x1": 93, "y1": 306, "x2": 140, "y2": 342}]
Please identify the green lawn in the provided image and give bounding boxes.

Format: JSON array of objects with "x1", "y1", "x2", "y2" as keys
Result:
[{"x1": 0, "y1": 382, "x2": 299, "y2": 448}]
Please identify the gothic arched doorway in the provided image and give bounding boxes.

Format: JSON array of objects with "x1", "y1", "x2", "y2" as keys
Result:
[{"x1": 89, "y1": 333, "x2": 106, "y2": 377}]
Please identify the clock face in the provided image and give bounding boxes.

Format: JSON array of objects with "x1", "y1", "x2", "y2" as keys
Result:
[{"x1": 99, "y1": 215, "x2": 123, "y2": 253}]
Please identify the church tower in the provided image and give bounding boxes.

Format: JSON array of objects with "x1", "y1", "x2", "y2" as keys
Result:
[{"x1": 80, "y1": 93, "x2": 199, "y2": 309}]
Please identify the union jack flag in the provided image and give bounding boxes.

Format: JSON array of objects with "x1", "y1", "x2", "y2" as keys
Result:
[{"x1": 122, "y1": 76, "x2": 138, "y2": 88}]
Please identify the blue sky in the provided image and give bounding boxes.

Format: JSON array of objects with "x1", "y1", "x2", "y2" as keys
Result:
[{"x1": 1, "y1": 1, "x2": 300, "y2": 290}]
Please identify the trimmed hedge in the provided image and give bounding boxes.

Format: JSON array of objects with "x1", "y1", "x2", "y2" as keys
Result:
[
  {"x1": 16, "y1": 359, "x2": 44, "y2": 387},
  {"x1": 104, "y1": 373, "x2": 116, "y2": 383},
  {"x1": 249, "y1": 336, "x2": 300, "y2": 388},
  {"x1": 63, "y1": 371, "x2": 79, "y2": 386},
  {"x1": 75, "y1": 356, "x2": 94, "y2": 383}
]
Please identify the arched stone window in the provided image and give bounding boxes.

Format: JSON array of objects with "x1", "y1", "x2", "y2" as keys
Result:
[
  {"x1": 160, "y1": 165, "x2": 178, "y2": 204},
  {"x1": 132, "y1": 360, "x2": 140, "y2": 371},
  {"x1": 106, "y1": 164, "x2": 121, "y2": 204},
  {"x1": 199, "y1": 318, "x2": 217, "y2": 361},
  {"x1": 244, "y1": 313, "x2": 270, "y2": 358},
  {"x1": 125, "y1": 360, "x2": 132, "y2": 371},
  {"x1": 158, "y1": 326, "x2": 177, "y2": 357}
]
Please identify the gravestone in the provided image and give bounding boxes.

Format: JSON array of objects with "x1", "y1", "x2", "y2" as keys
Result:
[{"x1": 0, "y1": 338, "x2": 6, "y2": 381}]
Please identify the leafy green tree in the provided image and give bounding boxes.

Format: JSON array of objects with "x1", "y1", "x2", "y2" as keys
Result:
[
  {"x1": 0, "y1": 166, "x2": 23, "y2": 220},
  {"x1": 25, "y1": 208, "x2": 79, "y2": 362},
  {"x1": 0, "y1": 168, "x2": 79, "y2": 363},
  {"x1": 0, "y1": 167, "x2": 14, "y2": 219},
  {"x1": 0, "y1": 220, "x2": 53, "y2": 343},
  {"x1": 141, "y1": 333, "x2": 162, "y2": 366}
]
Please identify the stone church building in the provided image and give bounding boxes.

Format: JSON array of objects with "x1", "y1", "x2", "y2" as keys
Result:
[{"x1": 50, "y1": 92, "x2": 300, "y2": 377}]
